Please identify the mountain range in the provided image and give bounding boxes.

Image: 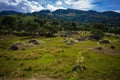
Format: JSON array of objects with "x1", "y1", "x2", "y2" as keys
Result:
[{"x1": 0, "y1": 9, "x2": 120, "y2": 27}]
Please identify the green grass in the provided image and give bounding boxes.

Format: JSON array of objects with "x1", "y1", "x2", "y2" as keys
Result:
[{"x1": 0, "y1": 33, "x2": 120, "y2": 80}]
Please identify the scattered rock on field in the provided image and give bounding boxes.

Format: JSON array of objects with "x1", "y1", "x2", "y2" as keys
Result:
[
  {"x1": 29, "y1": 39, "x2": 39, "y2": 45},
  {"x1": 94, "y1": 47, "x2": 103, "y2": 50},
  {"x1": 88, "y1": 35, "x2": 101, "y2": 40},
  {"x1": 66, "y1": 40, "x2": 74, "y2": 45},
  {"x1": 110, "y1": 46, "x2": 115, "y2": 49},
  {"x1": 72, "y1": 65, "x2": 86, "y2": 72},
  {"x1": 77, "y1": 37, "x2": 88, "y2": 41},
  {"x1": 99, "y1": 40, "x2": 110, "y2": 44},
  {"x1": 9, "y1": 42, "x2": 26, "y2": 50}
]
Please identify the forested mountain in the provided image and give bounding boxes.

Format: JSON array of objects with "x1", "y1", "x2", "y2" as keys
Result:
[
  {"x1": 0, "y1": 9, "x2": 120, "y2": 27},
  {"x1": 32, "y1": 9, "x2": 120, "y2": 27},
  {"x1": 0, "y1": 11, "x2": 20, "y2": 16},
  {"x1": 0, "y1": 9, "x2": 120, "y2": 36}
]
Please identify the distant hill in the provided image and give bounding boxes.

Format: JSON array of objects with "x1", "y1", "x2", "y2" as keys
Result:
[
  {"x1": 0, "y1": 9, "x2": 120, "y2": 27},
  {"x1": 0, "y1": 11, "x2": 21, "y2": 16}
]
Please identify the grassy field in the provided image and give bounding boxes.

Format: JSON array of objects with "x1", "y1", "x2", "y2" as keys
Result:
[{"x1": 0, "y1": 32, "x2": 120, "y2": 80}]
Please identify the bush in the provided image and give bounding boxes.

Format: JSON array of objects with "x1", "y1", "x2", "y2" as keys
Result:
[{"x1": 90, "y1": 29, "x2": 104, "y2": 40}]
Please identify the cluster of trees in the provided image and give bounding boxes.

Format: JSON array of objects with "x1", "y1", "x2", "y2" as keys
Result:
[
  {"x1": 0, "y1": 15, "x2": 59, "y2": 36},
  {"x1": 89, "y1": 23, "x2": 105, "y2": 40},
  {"x1": 0, "y1": 14, "x2": 82, "y2": 36},
  {"x1": 0, "y1": 14, "x2": 120, "y2": 37}
]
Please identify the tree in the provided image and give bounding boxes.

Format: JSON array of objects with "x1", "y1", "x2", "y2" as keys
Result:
[
  {"x1": 1, "y1": 16, "x2": 17, "y2": 33},
  {"x1": 90, "y1": 23, "x2": 108, "y2": 32},
  {"x1": 27, "y1": 22, "x2": 40, "y2": 34},
  {"x1": 110, "y1": 27, "x2": 120, "y2": 34},
  {"x1": 39, "y1": 27, "x2": 47, "y2": 36},
  {"x1": 90, "y1": 29, "x2": 104, "y2": 40},
  {"x1": 0, "y1": 17, "x2": 4, "y2": 30},
  {"x1": 44, "y1": 24, "x2": 58, "y2": 37}
]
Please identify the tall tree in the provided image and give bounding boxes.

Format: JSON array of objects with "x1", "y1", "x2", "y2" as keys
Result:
[
  {"x1": 1, "y1": 16, "x2": 17, "y2": 32},
  {"x1": 27, "y1": 22, "x2": 40, "y2": 34}
]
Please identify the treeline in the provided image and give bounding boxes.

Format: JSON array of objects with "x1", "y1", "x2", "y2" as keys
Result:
[{"x1": 0, "y1": 14, "x2": 120, "y2": 37}]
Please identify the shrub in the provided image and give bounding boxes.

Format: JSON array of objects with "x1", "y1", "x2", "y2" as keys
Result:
[
  {"x1": 72, "y1": 51, "x2": 86, "y2": 72},
  {"x1": 90, "y1": 29, "x2": 104, "y2": 40}
]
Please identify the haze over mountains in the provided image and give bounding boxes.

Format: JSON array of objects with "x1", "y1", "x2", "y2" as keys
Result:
[{"x1": 0, "y1": 9, "x2": 120, "y2": 27}]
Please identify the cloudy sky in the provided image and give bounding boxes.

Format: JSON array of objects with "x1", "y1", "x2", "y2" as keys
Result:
[{"x1": 0, "y1": 0, "x2": 120, "y2": 13}]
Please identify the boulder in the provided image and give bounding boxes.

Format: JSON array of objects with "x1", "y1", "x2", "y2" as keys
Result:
[
  {"x1": 9, "y1": 42, "x2": 26, "y2": 50},
  {"x1": 95, "y1": 47, "x2": 103, "y2": 50},
  {"x1": 72, "y1": 65, "x2": 86, "y2": 72},
  {"x1": 66, "y1": 40, "x2": 74, "y2": 45},
  {"x1": 60, "y1": 33, "x2": 67, "y2": 37},
  {"x1": 89, "y1": 35, "x2": 101, "y2": 41},
  {"x1": 77, "y1": 37, "x2": 88, "y2": 41},
  {"x1": 110, "y1": 46, "x2": 115, "y2": 49},
  {"x1": 99, "y1": 40, "x2": 110, "y2": 44},
  {"x1": 9, "y1": 44, "x2": 18, "y2": 50},
  {"x1": 29, "y1": 39, "x2": 39, "y2": 45}
]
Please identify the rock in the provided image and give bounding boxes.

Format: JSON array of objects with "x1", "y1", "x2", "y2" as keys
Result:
[
  {"x1": 89, "y1": 35, "x2": 101, "y2": 41},
  {"x1": 66, "y1": 40, "x2": 74, "y2": 45},
  {"x1": 9, "y1": 42, "x2": 26, "y2": 50},
  {"x1": 10, "y1": 45, "x2": 18, "y2": 50},
  {"x1": 74, "y1": 40, "x2": 79, "y2": 43},
  {"x1": 29, "y1": 39, "x2": 39, "y2": 45},
  {"x1": 60, "y1": 34, "x2": 67, "y2": 37},
  {"x1": 110, "y1": 46, "x2": 115, "y2": 49},
  {"x1": 77, "y1": 37, "x2": 88, "y2": 41},
  {"x1": 59, "y1": 31, "x2": 78, "y2": 37},
  {"x1": 95, "y1": 47, "x2": 103, "y2": 50},
  {"x1": 99, "y1": 40, "x2": 110, "y2": 44},
  {"x1": 72, "y1": 65, "x2": 86, "y2": 72},
  {"x1": 23, "y1": 67, "x2": 32, "y2": 71},
  {"x1": 63, "y1": 37, "x2": 79, "y2": 45}
]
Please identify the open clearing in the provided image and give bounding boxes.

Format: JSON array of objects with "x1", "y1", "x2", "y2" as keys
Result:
[{"x1": 0, "y1": 32, "x2": 120, "y2": 80}]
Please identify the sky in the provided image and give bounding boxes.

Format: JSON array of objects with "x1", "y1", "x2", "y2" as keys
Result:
[{"x1": 0, "y1": 0, "x2": 120, "y2": 13}]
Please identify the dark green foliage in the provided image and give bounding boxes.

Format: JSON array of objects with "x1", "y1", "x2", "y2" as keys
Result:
[
  {"x1": 45, "y1": 24, "x2": 58, "y2": 37},
  {"x1": 0, "y1": 15, "x2": 60, "y2": 36},
  {"x1": 90, "y1": 23, "x2": 108, "y2": 32},
  {"x1": 89, "y1": 23, "x2": 106, "y2": 40},
  {"x1": 1, "y1": 16, "x2": 17, "y2": 32},
  {"x1": 110, "y1": 27, "x2": 120, "y2": 34},
  {"x1": 32, "y1": 9, "x2": 120, "y2": 27},
  {"x1": 0, "y1": 13, "x2": 119, "y2": 36},
  {"x1": 90, "y1": 29, "x2": 104, "y2": 40},
  {"x1": 0, "y1": 9, "x2": 120, "y2": 27},
  {"x1": 27, "y1": 22, "x2": 40, "y2": 33}
]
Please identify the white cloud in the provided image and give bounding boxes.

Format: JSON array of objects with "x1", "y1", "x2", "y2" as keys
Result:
[
  {"x1": 46, "y1": 4, "x2": 66, "y2": 11},
  {"x1": 64, "y1": 0, "x2": 96, "y2": 10},
  {"x1": 0, "y1": 0, "x2": 44, "y2": 13},
  {"x1": 113, "y1": 10, "x2": 120, "y2": 13},
  {"x1": 25, "y1": 1, "x2": 44, "y2": 12},
  {"x1": 0, "y1": 0, "x2": 97, "y2": 12},
  {"x1": 56, "y1": 1, "x2": 63, "y2": 6}
]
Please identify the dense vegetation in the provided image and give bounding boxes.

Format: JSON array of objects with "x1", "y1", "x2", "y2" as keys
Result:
[
  {"x1": 1, "y1": 9, "x2": 120, "y2": 27},
  {"x1": 0, "y1": 13, "x2": 120, "y2": 37}
]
